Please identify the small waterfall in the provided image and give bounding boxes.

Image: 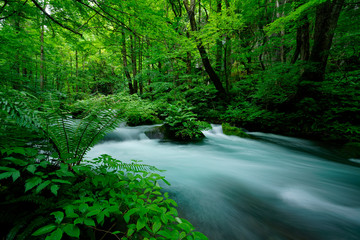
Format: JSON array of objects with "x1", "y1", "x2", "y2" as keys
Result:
[
  {"x1": 203, "y1": 124, "x2": 223, "y2": 136},
  {"x1": 102, "y1": 125, "x2": 155, "y2": 141}
]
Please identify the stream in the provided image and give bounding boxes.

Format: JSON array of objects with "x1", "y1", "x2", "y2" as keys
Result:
[{"x1": 86, "y1": 124, "x2": 360, "y2": 240}]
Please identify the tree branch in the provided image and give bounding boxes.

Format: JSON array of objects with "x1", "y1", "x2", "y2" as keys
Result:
[
  {"x1": 0, "y1": 0, "x2": 28, "y2": 20},
  {"x1": 30, "y1": 0, "x2": 83, "y2": 37},
  {"x1": 76, "y1": 12, "x2": 98, "y2": 31},
  {"x1": 75, "y1": 0, "x2": 138, "y2": 36},
  {"x1": 0, "y1": 0, "x2": 8, "y2": 15}
]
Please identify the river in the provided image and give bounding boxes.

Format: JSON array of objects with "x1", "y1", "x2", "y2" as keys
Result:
[{"x1": 86, "y1": 124, "x2": 360, "y2": 240}]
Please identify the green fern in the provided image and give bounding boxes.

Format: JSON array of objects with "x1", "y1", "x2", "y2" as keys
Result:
[
  {"x1": 89, "y1": 154, "x2": 163, "y2": 173},
  {"x1": 16, "y1": 215, "x2": 51, "y2": 240},
  {"x1": 1, "y1": 89, "x2": 124, "y2": 165},
  {"x1": 40, "y1": 109, "x2": 124, "y2": 164},
  {"x1": 0, "y1": 89, "x2": 41, "y2": 131}
]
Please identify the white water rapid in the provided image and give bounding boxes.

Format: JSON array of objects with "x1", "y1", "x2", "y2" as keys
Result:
[{"x1": 86, "y1": 124, "x2": 360, "y2": 240}]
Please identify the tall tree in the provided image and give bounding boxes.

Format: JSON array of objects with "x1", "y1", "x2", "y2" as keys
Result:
[
  {"x1": 122, "y1": 30, "x2": 134, "y2": 94},
  {"x1": 183, "y1": 0, "x2": 226, "y2": 96},
  {"x1": 300, "y1": 0, "x2": 345, "y2": 83}
]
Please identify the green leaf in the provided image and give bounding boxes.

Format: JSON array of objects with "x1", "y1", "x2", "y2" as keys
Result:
[
  {"x1": 136, "y1": 217, "x2": 146, "y2": 231},
  {"x1": 84, "y1": 218, "x2": 95, "y2": 226},
  {"x1": 157, "y1": 230, "x2": 172, "y2": 238},
  {"x1": 0, "y1": 172, "x2": 13, "y2": 180},
  {"x1": 162, "y1": 179, "x2": 171, "y2": 186},
  {"x1": 5, "y1": 157, "x2": 27, "y2": 166},
  {"x1": 25, "y1": 177, "x2": 42, "y2": 192},
  {"x1": 86, "y1": 209, "x2": 101, "y2": 217},
  {"x1": 74, "y1": 218, "x2": 84, "y2": 225},
  {"x1": 179, "y1": 231, "x2": 186, "y2": 239},
  {"x1": 79, "y1": 203, "x2": 88, "y2": 213},
  {"x1": 45, "y1": 228, "x2": 63, "y2": 240},
  {"x1": 193, "y1": 231, "x2": 208, "y2": 240},
  {"x1": 51, "y1": 211, "x2": 64, "y2": 224},
  {"x1": 11, "y1": 171, "x2": 20, "y2": 182},
  {"x1": 160, "y1": 213, "x2": 168, "y2": 224},
  {"x1": 36, "y1": 180, "x2": 51, "y2": 193},
  {"x1": 63, "y1": 224, "x2": 80, "y2": 238},
  {"x1": 52, "y1": 179, "x2": 72, "y2": 184},
  {"x1": 96, "y1": 212, "x2": 105, "y2": 224},
  {"x1": 50, "y1": 184, "x2": 59, "y2": 196},
  {"x1": 26, "y1": 165, "x2": 37, "y2": 174},
  {"x1": 32, "y1": 224, "x2": 57, "y2": 236},
  {"x1": 127, "y1": 228, "x2": 135, "y2": 237},
  {"x1": 152, "y1": 220, "x2": 162, "y2": 233},
  {"x1": 124, "y1": 208, "x2": 138, "y2": 223}
]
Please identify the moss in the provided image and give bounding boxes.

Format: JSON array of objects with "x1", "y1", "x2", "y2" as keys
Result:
[
  {"x1": 145, "y1": 125, "x2": 205, "y2": 142},
  {"x1": 222, "y1": 123, "x2": 253, "y2": 139},
  {"x1": 342, "y1": 142, "x2": 360, "y2": 158}
]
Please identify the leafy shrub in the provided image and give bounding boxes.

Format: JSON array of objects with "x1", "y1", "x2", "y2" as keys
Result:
[
  {"x1": 184, "y1": 85, "x2": 218, "y2": 118},
  {"x1": 163, "y1": 104, "x2": 206, "y2": 141},
  {"x1": 0, "y1": 149, "x2": 207, "y2": 240},
  {"x1": 71, "y1": 93, "x2": 161, "y2": 126},
  {"x1": 251, "y1": 63, "x2": 300, "y2": 107},
  {"x1": 0, "y1": 89, "x2": 207, "y2": 240}
]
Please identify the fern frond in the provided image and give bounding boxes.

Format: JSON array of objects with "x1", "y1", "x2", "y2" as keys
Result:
[
  {"x1": 77, "y1": 110, "x2": 124, "y2": 162},
  {"x1": 88, "y1": 155, "x2": 163, "y2": 173},
  {"x1": 17, "y1": 215, "x2": 51, "y2": 240},
  {"x1": 0, "y1": 89, "x2": 41, "y2": 131}
]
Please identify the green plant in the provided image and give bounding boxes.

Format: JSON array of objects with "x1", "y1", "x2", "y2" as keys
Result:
[
  {"x1": 0, "y1": 148, "x2": 208, "y2": 240},
  {"x1": 222, "y1": 123, "x2": 252, "y2": 139},
  {"x1": 163, "y1": 104, "x2": 206, "y2": 141},
  {"x1": 0, "y1": 89, "x2": 207, "y2": 240},
  {"x1": 1, "y1": 89, "x2": 124, "y2": 164},
  {"x1": 40, "y1": 109, "x2": 123, "y2": 164}
]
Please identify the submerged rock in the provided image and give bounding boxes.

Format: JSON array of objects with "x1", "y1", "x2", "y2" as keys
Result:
[{"x1": 144, "y1": 125, "x2": 166, "y2": 140}]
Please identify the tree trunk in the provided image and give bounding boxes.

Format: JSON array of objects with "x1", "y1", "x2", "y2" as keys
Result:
[
  {"x1": 139, "y1": 37, "x2": 143, "y2": 95},
  {"x1": 183, "y1": 0, "x2": 226, "y2": 96},
  {"x1": 75, "y1": 50, "x2": 79, "y2": 92},
  {"x1": 223, "y1": 0, "x2": 231, "y2": 91},
  {"x1": 291, "y1": 16, "x2": 310, "y2": 64},
  {"x1": 215, "y1": 0, "x2": 222, "y2": 73},
  {"x1": 121, "y1": 30, "x2": 134, "y2": 94},
  {"x1": 301, "y1": 0, "x2": 345, "y2": 82},
  {"x1": 40, "y1": 22, "x2": 45, "y2": 89},
  {"x1": 130, "y1": 34, "x2": 138, "y2": 93}
]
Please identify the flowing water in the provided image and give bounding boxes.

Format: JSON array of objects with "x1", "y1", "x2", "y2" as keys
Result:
[{"x1": 86, "y1": 124, "x2": 360, "y2": 240}]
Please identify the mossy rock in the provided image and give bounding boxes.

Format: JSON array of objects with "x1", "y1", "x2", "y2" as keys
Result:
[
  {"x1": 145, "y1": 124, "x2": 205, "y2": 142},
  {"x1": 145, "y1": 125, "x2": 166, "y2": 140},
  {"x1": 126, "y1": 114, "x2": 161, "y2": 126},
  {"x1": 341, "y1": 142, "x2": 360, "y2": 158},
  {"x1": 167, "y1": 127, "x2": 205, "y2": 142},
  {"x1": 222, "y1": 123, "x2": 253, "y2": 139}
]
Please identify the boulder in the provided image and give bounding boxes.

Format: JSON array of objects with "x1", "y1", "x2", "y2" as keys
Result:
[
  {"x1": 145, "y1": 124, "x2": 205, "y2": 142},
  {"x1": 222, "y1": 123, "x2": 253, "y2": 139}
]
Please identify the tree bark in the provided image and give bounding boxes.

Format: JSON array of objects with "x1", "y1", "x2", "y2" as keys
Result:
[
  {"x1": 223, "y1": 0, "x2": 231, "y2": 91},
  {"x1": 215, "y1": 0, "x2": 222, "y2": 73},
  {"x1": 121, "y1": 30, "x2": 134, "y2": 94},
  {"x1": 139, "y1": 37, "x2": 143, "y2": 95},
  {"x1": 40, "y1": 21, "x2": 45, "y2": 89},
  {"x1": 301, "y1": 0, "x2": 345, "y2": 82},
  {"x1": 130, "y1": 34, "x2": 138, "y2": 93},
  {"x1": 75, "y1": 50, "x2": 79, "y2": 92},
  {"x1": 291, "y1": 16, "x2": 310, "y2": 64}
]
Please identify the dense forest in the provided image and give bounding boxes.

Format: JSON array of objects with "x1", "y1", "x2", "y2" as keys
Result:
[{"x1": 0, "y1": 0, "x2": 359, "y2": 239}]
